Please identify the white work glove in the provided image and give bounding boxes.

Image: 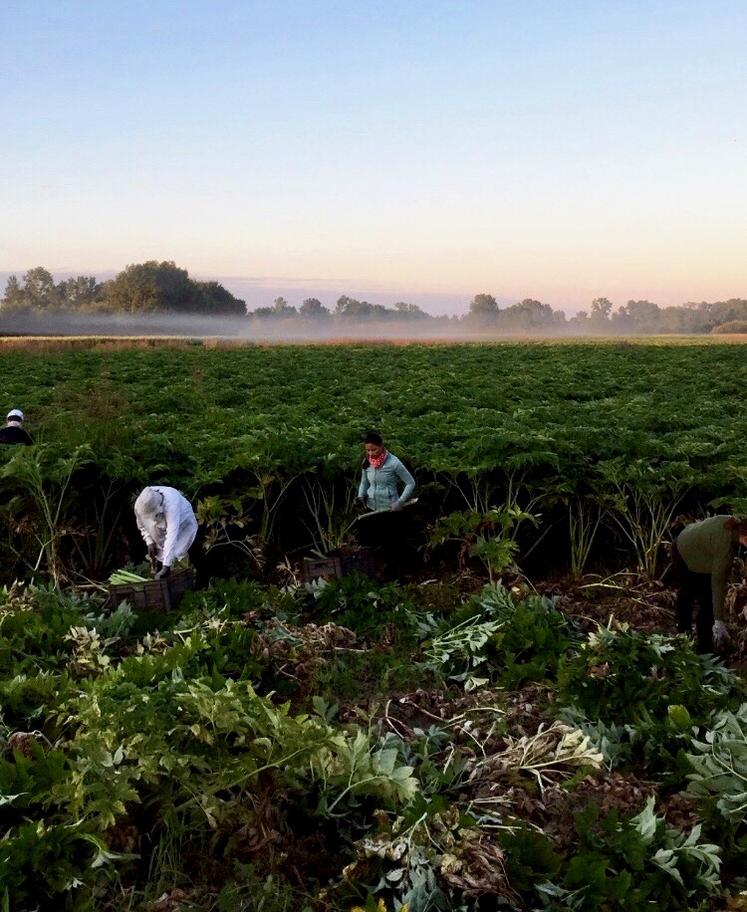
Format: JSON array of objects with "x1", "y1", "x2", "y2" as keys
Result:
[
  {"x1": 155, "y1": 566, "x2": 171, "y2": 581},
  {"x1": 391, "y1": 500, "x2": 403, "y2": 512},
  {"x1": 712, "y1": 620, "x2": 730, "y2": 649}
]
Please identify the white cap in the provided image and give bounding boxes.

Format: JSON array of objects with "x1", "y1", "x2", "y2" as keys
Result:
[
  {"x1": 134, "y1": 487, "x2": 164, "y2": 518},
  {"x1": 7, "y1": 409, "x2": 24, "y2": 422}
]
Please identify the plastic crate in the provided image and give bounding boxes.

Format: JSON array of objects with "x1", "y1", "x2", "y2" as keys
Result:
[{"x1": 105, "y1": 568, "x2": 195, "y2": 613}]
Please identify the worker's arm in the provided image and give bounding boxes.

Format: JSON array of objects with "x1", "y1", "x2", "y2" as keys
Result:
[
  {"x1": 710, "y1": 540, "x2": 734, "y2": 622},
  {"x1": 135, "y1": 511, "x2": 156, "y2": 549},
  {"x1": 159, "y1": 490, "x2": 183, "y2": 567},
  {"x1": 394, "y1": 459, "x2": 415, "y2": 505},
  {"x1": 711, "y1": 573, "x2": 729, "y2": 623},
  {"x1": 358, "y1": 468, "x2": 370, "y2": 502}
]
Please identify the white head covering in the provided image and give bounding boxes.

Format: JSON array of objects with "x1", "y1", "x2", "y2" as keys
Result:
[
  {"x1": 7, "y1": 409, "x2": 24, "y2": 423},
  {"x1": 134, "y1": 487, "x2": 164, "y2": 518}
]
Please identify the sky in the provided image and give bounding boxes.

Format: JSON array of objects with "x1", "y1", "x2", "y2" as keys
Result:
[{"x1": 2, "y1": 0, "x2": 747, "y2": 315}]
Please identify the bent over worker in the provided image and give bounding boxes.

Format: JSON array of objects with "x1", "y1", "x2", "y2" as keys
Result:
[
  {"x1": 0, "y1": 409, "x2": 33, "y2": 446},
  {"x1": 134, "y1": 486, "x2": 198, "y2": 580},
  {"x1": 671, "y1": 515, "x2": 747, "y2": 653}
]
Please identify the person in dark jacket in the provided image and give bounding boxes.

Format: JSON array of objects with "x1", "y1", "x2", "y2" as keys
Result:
[
  {"x1": 671, "y1": 515, "x2": 747, "y2": 652},
  {"x1": 0, "y1": 409, "x2": 33, "y2": 446}
]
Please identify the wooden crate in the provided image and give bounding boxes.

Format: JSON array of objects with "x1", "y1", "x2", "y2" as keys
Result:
[
  {"x1": 105, "y1": 568, "x2": 195, "y2": 613},
  {"x1": 301, "y1": 548, "x2": 378, "y2": 583},
  {"x1": 301, "y1": 556, "x2": 342, "y2": 584},
  {"x1": 340, "y1": 548, "x2": 378, "y2": 578}
]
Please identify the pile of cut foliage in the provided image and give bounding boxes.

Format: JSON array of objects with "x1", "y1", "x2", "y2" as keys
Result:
[{"x1": 1, "y1": 576, "x2": 745, "y2": 911}]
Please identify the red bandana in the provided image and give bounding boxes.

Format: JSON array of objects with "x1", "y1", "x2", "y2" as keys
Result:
[{"x1": 368, "y1": 449, "x2": 388, "y2": 470}]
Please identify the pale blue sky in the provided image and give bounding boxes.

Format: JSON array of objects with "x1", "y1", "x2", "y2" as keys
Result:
[{"x1": 2, "y1": 1, "x2": 746, "y2": 313}]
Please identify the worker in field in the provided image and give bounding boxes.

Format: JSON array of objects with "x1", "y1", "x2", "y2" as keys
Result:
[
  {"x1": 357, "y1": 430, "x2": 416, "y2": 513},
  {"x1": 0, "y1": 409, "x2": 33, "y2": 446},
  {"x1": 134, "y1": 486, "x2": 198, "y2": 580},
  {"x1": 356, "y1": 430, "x2": 416, "y2": 576},
  {"x1": 670, "y1": 515, "x2": 747, "y2": 653}
]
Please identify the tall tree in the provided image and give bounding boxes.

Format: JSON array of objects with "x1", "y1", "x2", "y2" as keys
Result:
[
  {"x1": 272, "y1": 296, "x2": 297, "y2": 316},
  {"x1": 613, "y1": 299, "x2": 660, "y2": 331},
  {"x1": 58, "y1": 276, "x2": 103, "y2": 309},
  {"x1": 394, "y1": 301, "x2": 428, "y2": 319},
  {"x1": 23, "y1": 267, "x2": 60, "y2": 310},
  {"x1": 1, "y1": 275, "x2": 23, "y2": 310},
  {"x1": 196, "y1": 281, "x2": 246, "y2": 316},
  {"x1": 589, "y1": 297, "x2": 613, "y2": 324},
  {"x1": 1, "y1": 268, "x2": 61, "y2": 311},
  {"x1": 468, "y1": 293, "x2": 499, "y2": 319},
  {"x1": 335, "y1": 296, "x2": 373, "y2": 319},
  {"x1": 299, "y1": 297, "x2": 329, "y2": 318},
  {"x1": 102, "y1": 261, "x2": 244, "y2": 314}
]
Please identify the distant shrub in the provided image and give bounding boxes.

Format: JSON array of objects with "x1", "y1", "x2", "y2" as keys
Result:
[{"x1": 711, "y1": 320, "x2": 747, "y2": 333}]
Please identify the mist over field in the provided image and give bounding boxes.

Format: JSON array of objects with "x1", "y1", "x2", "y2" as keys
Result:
[{"x1": 0, "y1": 309, "x2": 570, "y2": 341}]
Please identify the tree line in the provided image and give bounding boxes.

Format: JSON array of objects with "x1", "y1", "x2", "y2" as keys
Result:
[
  {"x1": 2, "y1": 263, "x2": 747, "y2": 333},
  {"x1": 466, "y1": 293, "x2": 747, "y2": 334},
  {"x1": 251, "y1": 294, "x2": 432, "y2": 321},
  {"x1": 255, "y1": 292, "x2": 747, "y2": 333}
]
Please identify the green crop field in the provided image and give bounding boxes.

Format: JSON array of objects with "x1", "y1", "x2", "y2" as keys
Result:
[
  {"x1": 5, "y1": 339, "x2": 747, "y2": 486},
  {"x1": 1, "y1": 340, "x2": 746, "y2": 911}
]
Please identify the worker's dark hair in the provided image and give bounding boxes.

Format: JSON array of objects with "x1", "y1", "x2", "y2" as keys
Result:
[{"x1": 363, "y1": 430, "x2": 383, "y2": 445}]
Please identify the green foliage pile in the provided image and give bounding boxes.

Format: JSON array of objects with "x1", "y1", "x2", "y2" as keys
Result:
[
  {"x1": 685, "y1": 704, "x2": 747, "y2": 867},
  {"x1": 556, "y1": 625, "x2": 743, "y2": 775},
  {"x1": 528, "y1": 798, "x2": 721, "y2": 911},
  {"x1": 418, "y1": 582, "x2": 576, "y2": 690},
  {"x1": 2, "y1": 575, "x2": 747, "y2": 910},
  {"x1": 0, "y1": 582, "x2": 421, "y2": 909}
]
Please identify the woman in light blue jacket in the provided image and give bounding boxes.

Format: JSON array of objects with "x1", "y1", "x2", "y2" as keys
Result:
[{"x1": 357, "y1": 430, "x2": 416, "y2": 512}]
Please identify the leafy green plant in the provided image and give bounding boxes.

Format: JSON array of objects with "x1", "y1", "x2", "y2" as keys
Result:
[
  {"x1": 300, "y1": 469, "x2": 358, "y2": 554},
  {"x1": 687, "y1": 703, "x2": 747, "y2": 822},
  {"x1": 429, "y1": 506, "x2": 531, "y2": 580},
  {"x1": 557, "y1": 624, "x2": 742, "y2": 775},
  {"x1": 0, "y1": 582, "x2": 91, "y2": 676},
  {"x1": 419, "y1": 583, "x2": 577, "y2": 690},
  {"x1": 0, "y1": 445, "x2": 91, "y2": 586},
  {"x1": 568, "y1": 495, "x2": 607, "y2": 580},
  {"x1": 310, "y1": 573, "x2": 418, "y2": 643},
  {"x1": 558, "y1": 625, "x2": 739, "y2": 725},
  {"x1": 600, "y1": 460, "x2": 692, "y2": 579},
  {"x1": 197, "y1": 494, "x2": 265, "y2": 572},
  {"x1": 532, "y1": 798, "x2": 722, "y2": 911}
]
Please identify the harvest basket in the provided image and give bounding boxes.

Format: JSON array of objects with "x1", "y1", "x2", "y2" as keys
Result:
[{"x1": 104, "y1": 568, "x2": 195, "y2": 613}]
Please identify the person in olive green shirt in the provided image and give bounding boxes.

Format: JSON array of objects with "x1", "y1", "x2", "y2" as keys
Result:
[{"x1": 671, "y1": 515, "x2": 747, "y2": 652}]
